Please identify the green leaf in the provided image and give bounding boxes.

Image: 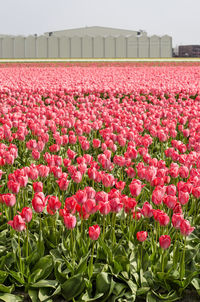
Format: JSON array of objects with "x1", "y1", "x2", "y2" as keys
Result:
[
  {"x1": 113, "y1": 260, "x2": 123, "y2": 275},
  {"x1": 62, "y1": 257, "x2": 74, "y2": 273},
  {"x1": 146, "y1": 292, "x2": 157, "y2": 302},
  {"x1": 137, "y1": 287, "x2": 150, "y2": 296},
  {"x1": 26, "y1": 250, "x2": 40, "y2": 266},
  {"x1": 182, "y1": 271, "x2": 200, "y2": 290},
  {"x1": 0, "y1": 283, "x2": 15, "y2": 293},
  {"x1": 0, "y1": 293, "x2": 23, "y2": 302},
  {"x1": 31, "y1": 280, "x2": 58, "y2": 288},
  {"x1": 61, "y1": 274, "x2": 85, "y2": 301},
  {"x1": 0, "y1": 270, "x2": 8, "y2": 283},
  {"x1": 28, "y1": 288, "x2": 39, "y2": 302},
  {"x1": 124, "y1": 290, "x2": 137, "y2": 301},
  {"x1": 143, "y1": 271, "x2": 154, "y2": 288},
  {"x1": 192, "y1": 278, "x2": 200, "y2": 295},
  {"x1": 54, "y1": 262, "x2": 67, "y2": 284},
  {"x1": 50, "y1": 249, "x2": 63, "y2": 263},
  {"x1": 140, "y1": 269, "x2": 149, "y2": 287},
  {"x1": 112, "y1": 282, "x2": 127, "y2": 296},
  {"x1": 121, "y1": 271, "x2": 129, "y2": 280},
  {"x1": 8, "y1": 270, "x2": 25, "y2": 285},
  {"x1": 38, "y1": 288, "x2": 53, "y2": 302},
  {"x1": 0, "y1": 252, "x2": 15, "y2": 270},
  {"x1": 29, "y1": 255, "x2": 53, "y2": 284},
  {"x1": 0, "y1": 246, "x2": 6, "y2": 255},
  {"x1": 152, "y1": 289, "x2": 180, "y2": 301},
  {"x1": 96, "y1": 272, "x2": 110, "y2": 294},
  {"x1": 131, "y1": 272, "x2": 139, "y2": 285},
  {"x1": 126, "y1": 279, "x2": 137, "y2": 298},
  {"x1": 28, "y1": 269, "x2": 42, "y2": 284},
  {"x1": 74, "y1": 252, "x2": 90, "y2": 275},
  {"x1": 81, "y1": 292, "x2": 104, "y2": 301},
  {"x1": 11, "y1": 238, "x2": 18, "y2": 252},
  {"x1": 98, "y1": 238, "x2": 112, "y2": 262}
]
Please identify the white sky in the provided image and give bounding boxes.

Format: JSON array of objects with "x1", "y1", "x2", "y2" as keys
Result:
[{"x1": 1, "y1": 0, "x2": 199, "y2": 47}]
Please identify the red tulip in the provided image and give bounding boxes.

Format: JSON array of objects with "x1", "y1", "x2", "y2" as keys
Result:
[
  {"x1": 46, "y1": 195, "x2": 61, "y2": 213},
  {"x1": 132, "y1": 211, "x2": 142, "y2": 220},
  {"x1": 32, "y1": 192, "x2": 46, "y2": 213},
  {"x1": 178, "y1": 191, "x2": 190, "y2": 205},
  {"x1": 93, "y1": 139, "x2": 101, "y2": 148},
  {"x1": 137, "y1": 231, "x2": 148, "y2": 242},
  {"x1": 163, "y1": 195, "x2": 177, "y2": 209},
  {"x1": 99, "y1": 201, "x2": 111, "y2": 215},
  {"x1": 71, "y1": 171, "x2": 82, "y2": 183},
  {"x1": 56, "y1": 177, "x2": 70, "y2": 191},
  {"x1": 166, "y1": 184, "x2": 176, "y2": 196},
  {"x1": 84, "y1": 199, "x2": 98, "y2": 214},
  {"x1": 172, "y1": 213, "x2": 184, "y2": 229},
  {"x1": 37, "y1": 165, "x2": 50, "y2": 178},
  {"x1": 180, "y1": 220, "x2": 195, "y2": 236},
  {"x1": 20, "y1": 207, "x2": 32, "y2": 223},
  {"x1": 129, "y1": 179, "x2": 144, "y2": 197},
  {"x1": 33, "y1": 182, "x2": 43, "y2": 193},
  {"x1": 152, "y1": 186, "x2": 166, "y2": 205},
  {"x1": 32, "y1": 150, "x2": 40, "y2": 160},
  {"x1": 89, "y1": 225, "x2": 100, "y2": 240},
  {"x1": 1, "y1": 193, "x2": 16, "y2": 207},
  {"x1": 141, "y1": 201, "x2": 153, "y2": 218},
  {"x1": 67, "y1": 148, "x2": 77, "y2": 160},
  {"x1": 64, "y1": 214, "x2": 76, "y2": 229},
  {"x1": 75, "y1": 190, "x2": 87, "y2": 204},
  {"x1": 7, "y1": 180, "x2": 20, "y2": 194},
  {"x1": 157, "y1": 212, "x2": 170, "y2": 226},
  {"x1": 8, "y1": 215, "x2": 26, "y2": 232},
  {"x1": 95, "y1": 191, "x2": 108, "y2": 203},
  {"x1": 159, "y1": 235, "x2": 171, "y2": 249}
]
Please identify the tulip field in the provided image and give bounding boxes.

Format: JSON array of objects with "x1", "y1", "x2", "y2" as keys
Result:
[{"x1": 0, "y1": 62, "x2": 200, "y2": 302}]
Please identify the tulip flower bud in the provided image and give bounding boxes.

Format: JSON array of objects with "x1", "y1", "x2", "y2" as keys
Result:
[
  {"x1": 159, "y1": 235, "x2": 171, "y2": 249},
  {"x1": 1, "y1": 193, "x2": 16, "y2": 207},
  {"x1": 20, "y1": 207, "x2": 32, "y2": 223},
  {"x1": 136, "y1": 231, "x2": 148, "y2": 242},
  {"x1": 89, "y1": 225, "x2": 100, "y2": 240},
  {"x1": 64, "y1": 214, "x2": 76, "y2": 229},
  {"x1": 8, "y1": 215, "x2": 26, "y2": 232},
  {"x1": 180, "y1": 220, "x2": 195, "y2": 236},
  {"x1": 33, "y1": 182, "x2": 43, "y2": 193}
]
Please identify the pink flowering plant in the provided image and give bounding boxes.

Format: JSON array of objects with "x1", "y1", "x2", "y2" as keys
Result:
[{"x1": 0, "y1": 62, "x2": 199, "y2": 301}]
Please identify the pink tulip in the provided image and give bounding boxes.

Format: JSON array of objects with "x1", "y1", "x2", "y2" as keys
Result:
[{"x1": 89, "y1": 225, "x2": 100, "y2": 240}]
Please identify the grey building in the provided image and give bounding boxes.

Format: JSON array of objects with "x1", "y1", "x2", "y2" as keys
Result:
[
  {"x1": 0, "y1": 26, "x2": 172, "y2": 59},
  {"x1": 178, "y1": 45, "x2": 200, "y2": 57}
]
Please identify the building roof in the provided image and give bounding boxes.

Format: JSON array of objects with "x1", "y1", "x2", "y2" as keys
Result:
[{"x1": 45, "y1": 26, "x2": 146, "y2": 37}]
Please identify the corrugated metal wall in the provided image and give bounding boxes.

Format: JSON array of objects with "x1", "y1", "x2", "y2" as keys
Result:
[{"x1": 0, "y1": 35, "x2": 172, "y2": 58}]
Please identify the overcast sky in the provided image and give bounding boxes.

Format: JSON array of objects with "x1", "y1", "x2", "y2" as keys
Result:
[{"x1": 1, "y1": 0, "x2": 199, "y2": 47}]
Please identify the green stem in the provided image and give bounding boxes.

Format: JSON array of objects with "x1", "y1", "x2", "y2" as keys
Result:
[
  {"x1": 88, "y1": 241, "x2": 95, "y2": 280},
  {"x1": 112, "y1": 213, "x2": 116, "y2": 245},
  {"x1": 71, "y1": 229, "x2": 74, "y2": 261},
  {"x1": 62, "y1": 190, "x2": 65, "y2": 207},
  {"x1": 161, "y1": 249, "x2": 165, "y2": 273},
  {"x1": 81, "y1": 208, "x2": 83, "y2": 235},
  {"x1": 180, "y1": 236, "x2": 187, "y2": 280},
  {"x1": 54, "y1": 215, "x2": 57, "y2": 245},
  {"x1": 102, "y1": 215, "x2": 106, "y2": 240},
  {"x1": 18, "y1": 232, "x2": 22, "y2": 275},
  {"x1": 26, "y1": 225, "x2": 29, "y2": 258},
  {"x1": 39, "y1": 213, "x2": 42, "y2": 241}
]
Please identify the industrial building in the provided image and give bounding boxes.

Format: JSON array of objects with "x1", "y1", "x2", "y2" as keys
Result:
[
  {"x1": 0, "y1": 26, "x2": 172, "y2": 59},
  {"x1": 178, "y1": 45, "x2": 200, "y2": 57}
]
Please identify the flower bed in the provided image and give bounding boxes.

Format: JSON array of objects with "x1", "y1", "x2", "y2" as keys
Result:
[{"x1": 0, "y1": 63, "x2": 200, "y2": 301}]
